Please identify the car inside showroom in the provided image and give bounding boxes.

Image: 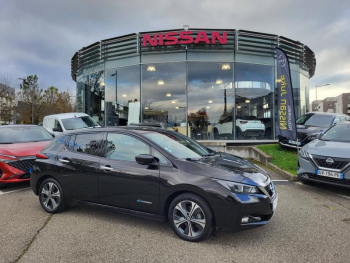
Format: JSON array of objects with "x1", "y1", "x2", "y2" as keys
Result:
[{"x1": 71, "y1": 28, "x2": 316, "y2": 141}]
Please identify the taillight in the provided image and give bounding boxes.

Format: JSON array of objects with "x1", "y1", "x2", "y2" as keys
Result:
[
  {"x1": 240, "y1": 121, "x2": 248, "y2": 124},
  {"x1": 36, "y1": 153, "x2": 49, "y2": 159}
]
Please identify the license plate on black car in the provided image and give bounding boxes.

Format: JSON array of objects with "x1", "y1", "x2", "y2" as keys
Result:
[
  {"x1": 316, "y1": 170, "x2": 343, "y2": 179},
  {"x1": 288, "y1": 140, "x2": 301, "y2": 146}
]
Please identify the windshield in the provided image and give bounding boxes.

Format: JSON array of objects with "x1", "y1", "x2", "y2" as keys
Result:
[
  {"x1": 296, "y1": 114, "x2": 333, "y2": 128},
  {"x1": 61, "y1": 116, "x2": 98, "y2": 130},
  {"x1": 320, "y1": 123, "x2": 350, "y2": 143},
  {"x1": 143, "y1": 131, "x2": 210, "y2": 159},
  {"x1": 0, "y1": 126, "x2": 52, "y2": 144}
]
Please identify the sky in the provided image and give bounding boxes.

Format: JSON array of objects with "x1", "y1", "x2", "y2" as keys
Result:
[{"x1": 0, "y1": 0, "x2": 349, "y2": 103}]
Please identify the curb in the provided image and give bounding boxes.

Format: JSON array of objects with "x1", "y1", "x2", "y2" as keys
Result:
[{"x1": 251, "y1": 146, "x2": 299, "y2": 182}]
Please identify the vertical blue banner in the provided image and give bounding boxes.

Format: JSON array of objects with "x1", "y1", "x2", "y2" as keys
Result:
[{"x1": 275, "y1": 48, "x2": 297, "y2": 141}]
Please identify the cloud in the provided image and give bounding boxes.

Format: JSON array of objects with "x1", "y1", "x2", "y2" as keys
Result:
[{"x1": 0, "y1": 0, "x2": 349, "y2": 103}]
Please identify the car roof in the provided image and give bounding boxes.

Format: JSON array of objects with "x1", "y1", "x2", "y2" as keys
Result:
[
  {"x1": 44, "y1": 112, "x2": 89, "y2": 119},
  {"x1": 306, "y1": 112, "x2": 339, "y2": 116},
  {"x1": 0, "y1": 124, "x2": 41, "y2": 128},
  {"x1": 62, "y1": 126, "x2": 172, "y2": 136}
]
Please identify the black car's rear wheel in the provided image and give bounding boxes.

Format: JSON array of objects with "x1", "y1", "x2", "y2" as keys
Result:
[
  {"x1": 39, "y1": 178, "x2": 66, "y2": 214},
  {"x1": 168, "y1": 193, "x2": 213, "y2": 242}
]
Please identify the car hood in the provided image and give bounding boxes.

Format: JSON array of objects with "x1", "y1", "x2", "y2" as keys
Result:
[
  {"x1": 0, "y1": 141, "x2": 51, "y2": 157},
  {"x1": 297, "y1": 125, "x2": 327, "y2": 135},
  {"x1": 304, "y1": 140, "x2": 350, "y2": 158},
  {"x1": 188, "y1": 153, "x2": 271, "y2": 187}
]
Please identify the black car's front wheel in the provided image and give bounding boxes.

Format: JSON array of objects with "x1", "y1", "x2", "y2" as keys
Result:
[
  {"x1": 39, "y1": 178, "x2": 66, "y2": 214},
  {"x1": 168, "y1": 193, "x2": 213, "y2": 242}
]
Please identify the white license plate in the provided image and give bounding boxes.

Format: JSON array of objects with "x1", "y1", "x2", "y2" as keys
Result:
[
  {"x1": 316, "y1": 170, "x2": 344, "y2": 179},
  {"x1": 288, "y1": 140, "x2": 301, "y2": 146},
  {"x1": 271, "y1": 195, "x2": 278, "y2": 211}
]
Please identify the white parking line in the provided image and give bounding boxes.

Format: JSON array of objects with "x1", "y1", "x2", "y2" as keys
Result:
[
  {"x1": 0, "y1": 187, "x2": 31, "y2": 195},
  {"x1": 337, "y1": 194, "x2": 350, "y2": 200},
  {"x1": 272, "y1": 180, "x2": 289, "y2": 182}
]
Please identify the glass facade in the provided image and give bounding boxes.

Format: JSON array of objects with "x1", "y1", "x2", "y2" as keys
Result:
[{"x1": 75, "y1": 30, "x2": 312, "y2": 141}]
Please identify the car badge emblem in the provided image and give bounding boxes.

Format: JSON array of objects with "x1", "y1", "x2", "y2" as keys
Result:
[{"x1": 326, "y1": 158, "x2": 334, "y2": 165}]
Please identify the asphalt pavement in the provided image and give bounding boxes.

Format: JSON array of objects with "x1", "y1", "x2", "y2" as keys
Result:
[{"x1": 0, "y1": 168, "x2": 350, "y2": 263}]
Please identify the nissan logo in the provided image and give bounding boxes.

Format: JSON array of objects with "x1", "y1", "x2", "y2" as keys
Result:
[{"x1": 326, "y1": 158, "x2": 334, "y2": 165}]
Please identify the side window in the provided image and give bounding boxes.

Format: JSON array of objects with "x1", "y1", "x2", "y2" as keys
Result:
[
  {"x1": 73, "y1": 133, "x2": 103, "y2": 156},
  {"x1": 340, "y1": 116, "x2": 346, "y2": 122},
  {"x1": 333, "y1": 116, "x2": 341, "y2": 124},
  {"x1": 54, "y1": 120, "x2": 63, "y2": 132},
  {"x1": 153, "y1": 150, "x2": 171, "y2": 166},
  {"x1": 105, "y1": 133, "x2": 150, "y2": 162},
  {"x1": 67, "y1": 135, "x2": 76, "y2": 151}
]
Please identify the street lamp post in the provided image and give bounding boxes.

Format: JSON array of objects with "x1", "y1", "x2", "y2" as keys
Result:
[{"x1": 315, "y1": 84, "x2": 330, "y2": 111}]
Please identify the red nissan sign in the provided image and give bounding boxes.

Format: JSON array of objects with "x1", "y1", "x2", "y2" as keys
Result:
[{"x1": 142, "y1": 31, "x2": 227, "y2": 47}]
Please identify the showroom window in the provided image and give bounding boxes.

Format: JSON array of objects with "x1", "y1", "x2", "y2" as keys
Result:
[
  {"x1": 80, "y1": 72, "x2": 105, "y2": 126},
  {"x1": 235, "y1": 63, "x2": 274, "y2": 140},
  {"x1": 141, "y1": 62, "x2": 186, "y2": 134},
  {"x1": 187, "y1": 62, "x2": 234, "y2": 140},
  {"x1": 105, "y1": 66, "x2": 140, "y2": 127}
]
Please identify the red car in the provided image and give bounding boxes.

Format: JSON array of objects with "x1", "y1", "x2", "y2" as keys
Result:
[{"x1": 0, "y1": 125, "x2": 53, "y2": 188}]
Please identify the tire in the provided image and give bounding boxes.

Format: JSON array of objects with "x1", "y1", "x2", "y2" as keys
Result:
[
  {"x1": 39, "y1": 178, "x2": 66, "y2": 214},
  {"x1": 168, "y1": 193, "x2": 213, "y2": 242}
]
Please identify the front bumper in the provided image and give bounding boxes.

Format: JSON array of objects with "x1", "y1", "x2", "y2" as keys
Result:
[
  {"x1": 212, "y1": 182, "x2": 277, "y2": 231},
  {"x1": 0, "y1": 160, "x2": 33, "y2": 184},
  {"x1": 241, "y1": 129, "x2": 265, "y2": 137},
  {"x1": 298, "y1": 156, "x2": 350, "y2": 188}
]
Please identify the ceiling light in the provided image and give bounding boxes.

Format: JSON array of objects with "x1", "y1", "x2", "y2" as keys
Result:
[
  {"x1": 206, "y1": 106, "x2": 210, "y2": 109},
  {"x1": 157, "y1": 79, "x2": 165, "y2": 85},
  {"x1": 147, "y1": 65, "x2": 156, "y2": 72},
  {"x1": 208, "y1": 100, "x2": 213, "y2": 104},
  {"x1": 166, "y1": 92, "x2": 171, "y2": 97},
  {"x1": 237, "y1": 105, "x2": 241, "y2": 109},
  {"x1": 145, "y1": 107, "x2": 149, "y2": 110},
  {"x1": 122, "y1": 94, "x2": 127, "y2": 97},
  {"x1": 245, "y1": 99, "x2": 251, "y2": 103},
  {"x1": 100, "y1": 82, "x2": 105, "y2": 86},
  {"x1": 175, "y1": 106, "x2": 179, "y2": 109},
  {"x1": 216, "y1": 78, "x2": 223, "y2": 85},
  {"x1": 221, "y1": 63, "x2": 231, "y2": 70}
]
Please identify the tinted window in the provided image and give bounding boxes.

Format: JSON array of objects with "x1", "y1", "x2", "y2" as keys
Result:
[
  {"x1": 61, "y1": 116, "x2": 98, "y2": 130},
  {"x1": 0, "y1": 126, "x2": 52, "y2": 144},
  {"x1": 296, "y1": 114, "x2": 333, "y2": 128},
  {"x1": 143, "y1": 131, "x2": 210, "y2": 159},
  {"x1": 73, "y1": 133, "x2": 103, "y2": 156},
  {"x1": 320, "y1": 124, "x2": 350, "y2": 143},
  {"x1": 105, "y1": 133, "x2": 150, "y2": 162},
  {"x1": 153, "y1": 150, "x2": 171, "y2": 166}
]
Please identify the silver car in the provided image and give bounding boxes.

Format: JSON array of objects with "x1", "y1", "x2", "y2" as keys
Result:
[{"x1": 298, "y1": 122, "x2": 350, "y2": 188}]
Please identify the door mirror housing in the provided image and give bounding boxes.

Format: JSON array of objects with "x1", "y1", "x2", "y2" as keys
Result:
[
  {"x1": 52, "y1": 127, "x2": 62, "y2": 132},
  {"x1": 135, "y1": 154, "x2": 157, "y2": 166}
]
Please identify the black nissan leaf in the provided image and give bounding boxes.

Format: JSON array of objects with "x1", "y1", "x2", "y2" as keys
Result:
[{"x1": 30, "y1": 127, "x2": 277, "y2": 242}]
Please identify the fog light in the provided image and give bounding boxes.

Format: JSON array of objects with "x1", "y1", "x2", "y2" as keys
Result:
[{"x1": 241, "y1": 217, "x2": 249, "y2": 223}]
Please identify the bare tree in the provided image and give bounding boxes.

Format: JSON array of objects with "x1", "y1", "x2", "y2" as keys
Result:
[{"x1": 0, "y1": 75, "x2": 16, "y2": 124}]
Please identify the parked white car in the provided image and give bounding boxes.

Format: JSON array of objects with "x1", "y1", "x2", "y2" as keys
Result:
[
  {"x1": 43, "y1": 113, "x2": 100, "y2": 136},
  {"x1": 214, "y1": 115, "x2": 265, "y2": 139}
]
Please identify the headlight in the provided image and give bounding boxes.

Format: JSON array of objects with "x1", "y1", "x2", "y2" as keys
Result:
[
  {"x1": 213, "y1": 179, "x2": 259, "y2": 194},
  {"x1": 307, "y1": 133, "x2": 320, "y2": 141},
  {"x1": 298, "y1": 149, "x2": 308, "y2": 160}
]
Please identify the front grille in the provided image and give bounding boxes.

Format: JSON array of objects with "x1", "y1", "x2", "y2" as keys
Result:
[
  {"x1": 307, "y1": 174, "x2": 350, "y2": 186},
  {"x1": 312, "y1": 155, "x2": 350, "y2": 170},
  {"x1": 7, "y1": 159, "x2": 35, "y2": 173},
  {"x1": 297, "y1": 132, "x2": 309, "y2": 142}
]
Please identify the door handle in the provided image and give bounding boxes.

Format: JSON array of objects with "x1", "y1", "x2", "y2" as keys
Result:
[
  {"x1": 58, "y1": 158, "x2": 70, "y2": 164},
  {"x1": 100, "y1": 165, "x2": 113, "y2": 171}
]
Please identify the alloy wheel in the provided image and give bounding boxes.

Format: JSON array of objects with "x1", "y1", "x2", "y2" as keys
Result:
[
  {"x1": 173, "y1": 200, "x2": 206, "y2": 238},
  {"x1": 41, "y1": 182, "x2": 61, "y2": 211}
]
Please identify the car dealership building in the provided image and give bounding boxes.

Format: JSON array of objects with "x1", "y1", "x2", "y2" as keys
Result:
[{"x1": 71, "y1": 27, "x2": 316, "y2": 141}]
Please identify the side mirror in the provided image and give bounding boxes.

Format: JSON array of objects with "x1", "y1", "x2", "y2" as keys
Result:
[
  {"x1": 52, "y1": 127, "x2": 61, "y2": 132},
  {"x1": 135, "y1": 154, "x2": 157, "y2": 166}
]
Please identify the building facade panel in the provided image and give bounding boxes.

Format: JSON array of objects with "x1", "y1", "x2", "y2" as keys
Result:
[{"x1": 71, "y1": 28, "x2": 316, "y2": 141}]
